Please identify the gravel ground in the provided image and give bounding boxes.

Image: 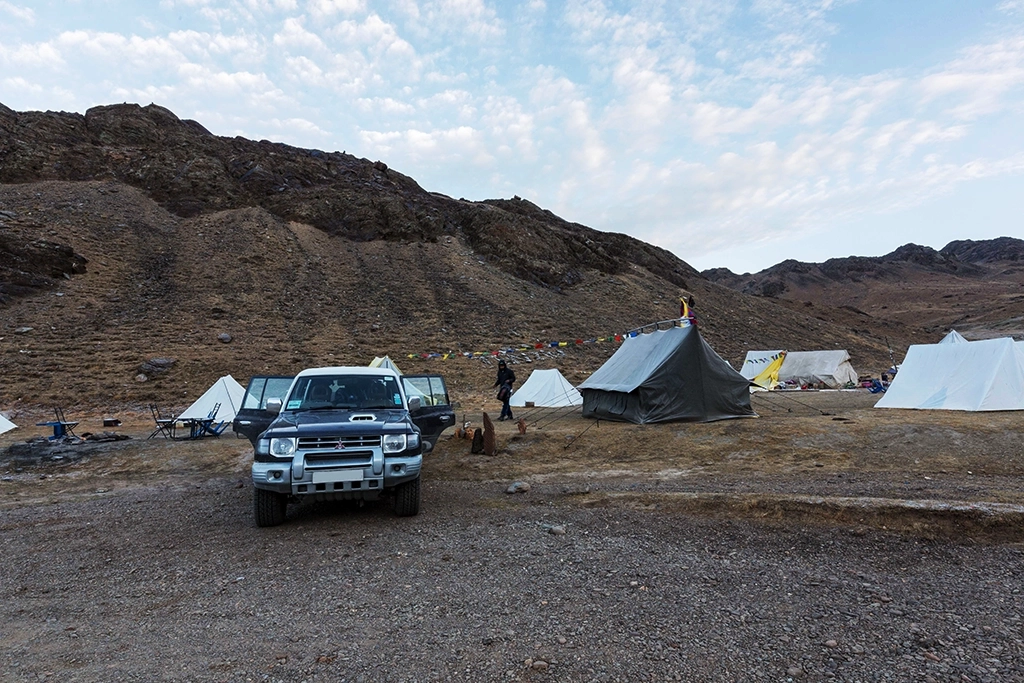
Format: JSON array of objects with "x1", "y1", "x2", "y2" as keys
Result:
[{"x1": 3, "y1": 476, "x2": 1023, "y2": 683}]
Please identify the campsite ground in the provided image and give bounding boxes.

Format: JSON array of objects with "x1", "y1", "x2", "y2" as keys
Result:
[{"x1": 2, "y1": 390, "x2": 1023, "y2": 682}]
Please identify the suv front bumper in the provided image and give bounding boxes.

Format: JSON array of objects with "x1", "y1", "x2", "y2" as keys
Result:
[{"x1": 252, "y1": 453, "x2": 421, "y2": 499}]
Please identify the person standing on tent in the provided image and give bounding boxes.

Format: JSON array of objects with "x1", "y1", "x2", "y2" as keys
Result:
[
  {"x1": 493, "y1": 359, "x2": 516, "y2": 421},
  {"x1": 680, "y1": 294, "x2": 697, "y2": 327}
]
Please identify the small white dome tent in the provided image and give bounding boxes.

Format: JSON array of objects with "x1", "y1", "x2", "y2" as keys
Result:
[
  {"x1": 510, "y1": 369, "x2": 582, "y2": 407},
  {"x1": 178, "y1": 375, "x2": 246, "y2": 422},
  {"x1": 0, "y1": 413, "x2": 17, "y2": 436}
]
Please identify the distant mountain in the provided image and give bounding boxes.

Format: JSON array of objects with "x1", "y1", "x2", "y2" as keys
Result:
[
  {"x1": 703, "y1": 238, "x2": 1024, "y2": 342},
  {"x1": 703, "y1": 243, "x2": 991, "y2": 297},
  {"x1": 942, "y1": 237, "x2": 1024, "y2": 264}
]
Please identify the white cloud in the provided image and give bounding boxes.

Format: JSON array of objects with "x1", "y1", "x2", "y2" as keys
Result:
[
  {"x1": 411, "y1": 0, "x2": 503, "y2": 42},
  {"x1": 355, "y1": 95, "x2": 417, "y2": 115},
  {"x1": 160, "y1": 0, "x2": 215, "y2": 7},
  {"x1": 1, "y1": 75, "x2": 44, "y2": 95},
  {"x1": 177, "y1": 62, "x2": 279, "y2": 96},
  {"x1": 265, "y1": 116, "x2": 331, "y2": 138},
  {"x1": 481, "y1": 95, "x2": 535, "y2": 159},
  {"x1": 919, "y1": 36, "x2": 1024, "y2": 120},
  {"x1": 0, "y1": 41, "x2": 65, "y2": 68},
  {"x1": 283, "y1": 54, "x2": 326, "y2": 86},
  {"x1": 360, "y1": 124, "x2": 492, "y2": 165},
  {"x1": 56, "y1": 31, "x2": 185, "y2": 67},
  {"x1": 0, "y1": 1, "x2": 34, "y2": 23},
  {"x1": 328, "y1": 13, "x2": 417, "y2": 62},
  {"x1": 273, "y1": 17, "x2": 329, "y2": 52},
  {"x1": 307, "y1": 0, "x2": 365, "y2": 18}
]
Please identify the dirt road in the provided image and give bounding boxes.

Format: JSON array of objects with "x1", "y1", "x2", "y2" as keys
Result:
[{"x1": 2, "y1": 392, "x2": 1023, "y2": 681}]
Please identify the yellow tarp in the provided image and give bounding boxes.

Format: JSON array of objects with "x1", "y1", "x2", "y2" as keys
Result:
[{"x1": 751, "y1": 352, "x2": 786, "y2": 390}]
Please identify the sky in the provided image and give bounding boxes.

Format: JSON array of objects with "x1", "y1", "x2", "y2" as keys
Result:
[{"x1": 1, "y1": 1, "x2": 1023, "y2": 274}]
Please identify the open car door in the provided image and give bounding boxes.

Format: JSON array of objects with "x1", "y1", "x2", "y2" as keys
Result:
[
  {"x1": 400, "y1": 374, "x2": 456, "y2": 452},
  {"x1": 232, "y1": 375, "x2": 294, "y2": 447}
]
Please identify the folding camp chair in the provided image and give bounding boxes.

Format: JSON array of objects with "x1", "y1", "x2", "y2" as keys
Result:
[
  {"x1": 194, "y1": 402, "x2": 228, "y2": 438},
  {"x1": 53, "y1": 407, "x2": 79, "y2": 438},
  {"x1": 148, "y1": 404, "x2": 177, "y2": 440},
  {"x1": 37, "y1": 406, "x2": 79, "y2": 440},
  {"x1": 203, "y1": 419, "x2": 230, "y2": 437}
]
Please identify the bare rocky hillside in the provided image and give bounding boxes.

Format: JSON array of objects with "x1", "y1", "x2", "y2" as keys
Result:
[
  {"x1": 704, "y1": 240, "x2": 1024, "y2": 341},
  {"x1": 0, "y1": 103, "x2": 929, "y2": 411}
]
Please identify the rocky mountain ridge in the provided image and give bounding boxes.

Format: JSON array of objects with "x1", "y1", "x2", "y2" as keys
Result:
[
  {"x1": 703, "y1": 239, "x2": 1024, "y2": 340},
  {"x1": 0, "y1": 102, "x2": 694, "y2": 295},
  {"x1": 701, "y1": 241, "x2": 1021, "y2": 296}
]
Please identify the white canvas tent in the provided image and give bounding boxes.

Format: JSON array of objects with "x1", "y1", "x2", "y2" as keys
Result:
[
  {"x1": 178, "y1": 375, "x2": 246, "y2": 422},
  {"x1": 876, "y1": 337, "x2": 1024, "y2": 411},
  {"x1": 510, "y1": 369, "x2": 582, "y2": 407},
  {"x1": 369, "y1": 356, "x2": 403, "y2": 374},
  {"x1": 778, "y1": 350, "x2": 859, "y2": 388},
  {"x1": 0, "y1": 413, "x2": 16, "y2": 435},
  {"x1": 939, "y1": 330, "x2": 968, "y2": 344},
  {"x1": 740, "y1": 350, "x2": 858, "y2": 389}
]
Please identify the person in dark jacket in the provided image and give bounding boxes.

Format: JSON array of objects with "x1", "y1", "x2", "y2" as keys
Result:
[{"x1": 493, "y1": 359, "x2": 516, "y2": 421}]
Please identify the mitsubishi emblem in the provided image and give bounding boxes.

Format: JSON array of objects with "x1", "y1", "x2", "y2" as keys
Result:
[{"x1": 336, "y1": 439, "x2": 346, "y2": 450}]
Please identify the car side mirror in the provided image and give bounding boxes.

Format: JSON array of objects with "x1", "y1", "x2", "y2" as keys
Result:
[
  {"x1": 407, "y1": 396, "x2": 421, "y2": 412},
  {"x1": 265, "y1": 398, "x2": 283, "y2": 414}
]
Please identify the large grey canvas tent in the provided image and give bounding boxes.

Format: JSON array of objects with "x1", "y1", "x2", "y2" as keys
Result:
[{"x1": 578, "y1": 325, "x2": 756, "y2": 423}]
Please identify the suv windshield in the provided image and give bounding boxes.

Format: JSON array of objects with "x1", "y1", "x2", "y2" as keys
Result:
[{"x1": 284, "y1": 374, "x2": 403, "y2": 411}]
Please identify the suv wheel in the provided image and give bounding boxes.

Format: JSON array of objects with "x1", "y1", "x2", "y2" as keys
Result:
[
  {"x1": 254, "y1": 488, "x2": 287, "y2": 527},
  {"x1": 394, "y1": 477, "x2": 421, "y2": 517}
]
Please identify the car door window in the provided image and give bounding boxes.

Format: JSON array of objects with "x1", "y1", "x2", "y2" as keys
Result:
[
  {"x1": 402, "y1": 376, "x2": 450, "y2": 407},
  {"x1": 242, "y1": 376, "x2": 293, "y2": 410},
  {"x1": 262, "y1": 378, "x2": 293, "y2": 409},
  {"x1": 242, "y1": 378, "x2": 268, "y2": 410}
]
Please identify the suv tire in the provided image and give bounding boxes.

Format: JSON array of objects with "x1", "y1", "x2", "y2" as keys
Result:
[
  {"x1": 394, "y1": 477, "x2": 421, "y2": 517},
  {"x1": 254, "y1": 488, "x2": 287, "y2": 527}
]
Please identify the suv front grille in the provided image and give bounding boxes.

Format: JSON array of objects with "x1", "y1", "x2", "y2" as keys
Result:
[
  {"x1": 298, "y1": 435, "x2": 382, "y2": 450},
  {"x1": 304, "y1": 451, "x2": 373, "y2": 468}
]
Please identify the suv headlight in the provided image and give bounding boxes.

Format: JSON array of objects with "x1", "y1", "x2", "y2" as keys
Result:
[
  {"x1": 269, "y1": 437, "x2": 297, "y2": 457},
  {"x1": 382, "y1": 434, "x2": 407, "y2": 453}
]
